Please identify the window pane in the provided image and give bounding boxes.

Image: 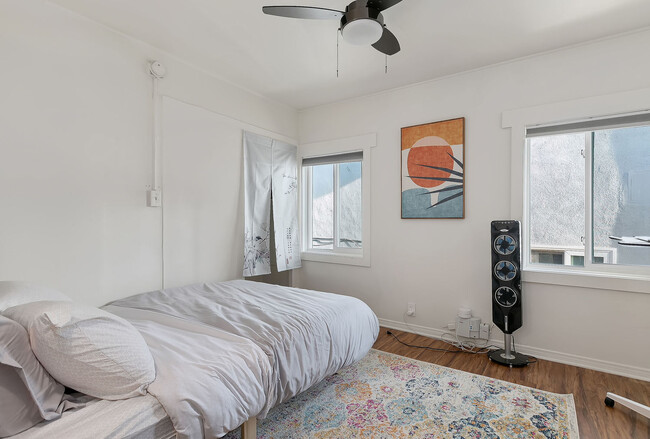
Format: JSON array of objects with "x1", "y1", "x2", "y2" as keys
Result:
[
  {"x1": 311, "y1": 164, "x2": 333, "y2": 249},
  {"x1": 531, "y1": 251, "x2": 564, "y2": 265},
  {"x1": 337, "y1": 162, "x2": 362, "y2": 248},
  {"x1": 529, "y1": 134, "x2": 585, "y2": 265},
  {"x1": 571, "y1": 255, "x2": 584, "y2": 266},
  {"x1": 593, "y1": 125, "x2": 650, "y2": 266}
]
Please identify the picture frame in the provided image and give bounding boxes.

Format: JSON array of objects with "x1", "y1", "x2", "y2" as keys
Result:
[{"x1": 401, "y1": 117, "x2": 465, "y2": 219}]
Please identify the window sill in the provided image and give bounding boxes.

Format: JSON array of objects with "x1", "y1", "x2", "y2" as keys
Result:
[
  {"x1": 522, "y1": 266, "x2": 650, "y2": 294},
  {"x1": 301, "y1": 250, "x2": 370, "y2": 267}
]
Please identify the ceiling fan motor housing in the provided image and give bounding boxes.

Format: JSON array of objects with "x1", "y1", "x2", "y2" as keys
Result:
[{"x1": 340, "y1": 1, "x2": 385, "y2": 45}]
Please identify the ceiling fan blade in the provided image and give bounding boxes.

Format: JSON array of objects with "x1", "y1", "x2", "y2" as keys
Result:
[
  {"x1": 366, "y1": 0, "x2": 404, "y2": 12},
  {"x1": 372, "y1": 26, "x2": 400, "y2": 55},
  {"x1": 262, "y1": 6, "x2": 344, "y2": 20}
]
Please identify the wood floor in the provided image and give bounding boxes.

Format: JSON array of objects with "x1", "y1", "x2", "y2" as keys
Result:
[{"x1": 373, "y1": 327, "x2": 649, "y2": 439}]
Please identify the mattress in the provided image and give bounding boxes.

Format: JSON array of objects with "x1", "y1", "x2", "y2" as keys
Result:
[{"x1": 11, "y1": 393, "x2": 175, "y2": 439}]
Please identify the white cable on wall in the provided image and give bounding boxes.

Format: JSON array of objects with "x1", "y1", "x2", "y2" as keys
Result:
[
  {"x1": 148, "y1": 60, "x2": 166, "y2": 289},
  {"x1": 149, "y1": 60, "x2": 165, "y2": 195}
]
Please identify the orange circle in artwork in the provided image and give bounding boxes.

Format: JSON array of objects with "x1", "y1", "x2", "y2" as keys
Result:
[{"x1": 407, "y1": 137, "x2": 454, "y2": 188}]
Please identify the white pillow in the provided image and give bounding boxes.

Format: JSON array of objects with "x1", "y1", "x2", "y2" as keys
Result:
[
  {"x1": 0, "y1": 281, "x2": 71, "y2": 311},
  {"x1": 3, "y1": 301, "x2": 156, "y2": 400},
  {"x1": 0, "y1": 316, "x2": 66, "y2": 437}
]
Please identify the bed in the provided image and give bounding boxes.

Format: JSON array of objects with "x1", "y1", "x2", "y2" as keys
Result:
[{"x1": 1, "y1": 280, "x2": 379, "y2": 439}]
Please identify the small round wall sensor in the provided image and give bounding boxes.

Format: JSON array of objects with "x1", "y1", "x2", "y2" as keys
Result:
[{"x1": 149, "y1": 61, "x2": 166, "y2": 79}]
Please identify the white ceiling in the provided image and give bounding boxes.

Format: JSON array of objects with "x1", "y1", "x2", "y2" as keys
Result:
[{"x1": 50, "y1": 0, "x2": 650, "y2": 109}]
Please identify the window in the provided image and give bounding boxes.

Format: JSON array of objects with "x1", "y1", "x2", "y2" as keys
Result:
[
  {"x1": 526, "y1": 114, "x2": 650, "y2": 273},
  {"x1": 302, "y1": 152, "x2": 363, "y2": 255},
  {"x1": 299, "y1": 133, "x2": 374, "y2": 266}
]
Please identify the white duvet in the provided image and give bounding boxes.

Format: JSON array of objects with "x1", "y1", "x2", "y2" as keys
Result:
[{"x1": 105, "y1": 280, "x2": 379, "y2": 439}]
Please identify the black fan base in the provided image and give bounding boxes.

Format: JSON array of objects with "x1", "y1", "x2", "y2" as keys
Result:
[{"x1": 488, "y1": 349, "x2": 529, "y2": 367}]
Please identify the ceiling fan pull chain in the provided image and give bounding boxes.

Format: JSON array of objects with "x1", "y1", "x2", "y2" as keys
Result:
[
  {"x1": 385, "y1": 54, "x2": 388, "y2": 74},
  {"x1": 337, "y1": 28, "x2": 340, "y2": 78}
]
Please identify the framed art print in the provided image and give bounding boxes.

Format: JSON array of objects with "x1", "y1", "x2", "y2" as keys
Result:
[{"x1": 401, "y1": 117, "x2": 465, "y2": 219}]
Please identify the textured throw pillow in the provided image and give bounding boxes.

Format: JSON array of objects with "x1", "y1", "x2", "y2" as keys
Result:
[
  {"x1": 0, "y1": 281, "x2": 71, "y2": 312},
  {"x1": 0, "y1": 316, "x2": 66, "y2": 437},
  {"x1": 3, "y1": 301, "x2": 156, "y2": 400}
]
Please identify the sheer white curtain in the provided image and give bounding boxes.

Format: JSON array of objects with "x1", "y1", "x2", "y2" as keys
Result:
[{"x1": 243, "y1": 131, "x2": 301, "y2": 277}]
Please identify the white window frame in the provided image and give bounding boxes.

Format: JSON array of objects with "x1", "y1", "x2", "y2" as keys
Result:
[
  {"x1": 503, "y1": 87, "x2": 650, "y2": 294},
  {"x1": 298, "y1": 133, "x2": 375, "y2": 267},
  {"x1": 302, "y1": 158, "x2": 362, "y2": 255}
]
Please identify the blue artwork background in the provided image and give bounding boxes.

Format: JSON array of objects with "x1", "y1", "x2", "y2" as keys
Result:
[{"x1": 402, "y1": 188, "x2": 464, "y2": 218}]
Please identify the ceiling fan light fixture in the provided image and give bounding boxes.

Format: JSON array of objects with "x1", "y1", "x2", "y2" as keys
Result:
[{"x1": 341, "y1": 19, "x2": 383, "y2": 45}]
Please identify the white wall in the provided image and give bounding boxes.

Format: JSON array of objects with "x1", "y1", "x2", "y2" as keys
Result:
[
  {"x1": 295, "y1": 30, "x2": 650, "y2": 379},
  {"x1": 161, "y1": 97, "x2": 296, "y2": 288},
  {"x1": 0, "y1": 1, "x2": 297, "y2": 305}
]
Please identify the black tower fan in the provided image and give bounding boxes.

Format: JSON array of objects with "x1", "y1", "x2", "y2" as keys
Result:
[{"x1": 488, "y1": 220, "x2": 528, "y2": 367}]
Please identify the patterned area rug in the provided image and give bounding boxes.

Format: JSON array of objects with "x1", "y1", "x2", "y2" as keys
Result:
[{"x1": 225, "y1": 349, "x2": 579, "y2": 438}]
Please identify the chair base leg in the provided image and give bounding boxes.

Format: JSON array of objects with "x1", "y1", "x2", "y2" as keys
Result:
[{"x1": 605, "y1": 392, "x2": 650, "y2": 418}]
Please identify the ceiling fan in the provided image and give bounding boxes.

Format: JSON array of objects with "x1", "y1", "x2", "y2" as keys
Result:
[{"x1": 262, "y1": 0, "x2": 403, "y2": 55}]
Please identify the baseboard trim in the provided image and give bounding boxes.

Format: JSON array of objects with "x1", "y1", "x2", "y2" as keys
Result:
[{"x1": 378, "y1": 318, "x2": 650, "y2": 382}]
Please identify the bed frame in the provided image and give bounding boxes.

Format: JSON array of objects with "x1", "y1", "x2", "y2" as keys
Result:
[{"x1": 240, "y1": 418, "x2": 257, "y2": 439}]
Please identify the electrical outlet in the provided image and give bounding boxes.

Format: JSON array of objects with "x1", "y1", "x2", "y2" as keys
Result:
[
  {"x1": 147, "y1": 189, "x2": 162, "y2": 207},
  {"x1": 447, "y1": 322, "x2": 456, "y2": 331},
  {"x1": 407, "y1": 302, "x2": 416, "y2": 317}
]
